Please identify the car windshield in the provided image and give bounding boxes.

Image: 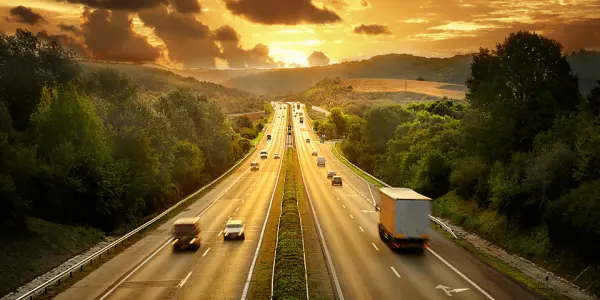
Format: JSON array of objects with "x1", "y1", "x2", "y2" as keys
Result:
[
  {"x1": 174, "y1": 224, "x2": 196, "y2": 234},
  {"x1": 227, "y1": 224, "x2": 242, "y2": 228}
]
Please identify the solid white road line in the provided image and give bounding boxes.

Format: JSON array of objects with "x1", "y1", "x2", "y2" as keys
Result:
[
  {"x1": 426, "y1": 247, "x2": 495, "y2": 300},
  {"x1": 178, "y1": 271, "x2": 193, "y2": 288},
  {"x1": 99, "y1": 238, "x2": 172, "y2": 299},
  {"x1": 372, "y1": 243, "x2": 379, "y2": 251},
  {"x1": 202, "y1": 248, "x2": 211, "y2": 257},
  {"x1": 390, "y1": 266, "x2": 401, "y2": 278}
]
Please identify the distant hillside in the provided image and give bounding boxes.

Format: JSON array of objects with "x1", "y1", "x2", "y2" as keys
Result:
[
  {"x1": 142, "y1": 63, "x2": 269, "y2": 83},
  {"x1": 222, "y1": 52, "x2": 600, "y2": 96},
  {"x1": 343, "y1": 78, "x2": 466, "y2": 100},
  {"x1": 81, "y1": 62, "x2": 267, "y2": 114}
]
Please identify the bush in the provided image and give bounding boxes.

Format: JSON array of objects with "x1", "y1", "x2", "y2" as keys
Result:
[
  {"x1": 240, "y1": 127, "x2": 257, "y2": 139},
  {"x1": 450, "y1": 156, "x2": 490, "y2": 205}
]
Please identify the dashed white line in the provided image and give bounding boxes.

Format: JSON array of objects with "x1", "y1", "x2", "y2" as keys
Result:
[
  {"x1": 349, "y1": 214, "x2": 354, "y2": 219},
  {"x1": 336, "y1": 197, "x2": 340, "y2": 201},
  {"x1": 390, "y1": 267, "x2": 401, "y2": 278},
  {"x1": 236, "y1": 207, "x2": 239, "y2": 212},
  {"x1": 359, "y1": 226, "x2": 364, "y2": 232},
  {"x1": 372, "y1": 243, "x2": 379, "y2": 251},
  {"x1": 218, "y1": 230, "x2": 223, "y2": 236},
  {"x1": 178, "y1": 271, "x2": 193, "y2": 287},
  {"x1": 202, "y1": 247, "x2": 211, "y2": 257},
  {"x1": 342, "y1": 204, "x2": 346, "y2": 209}
]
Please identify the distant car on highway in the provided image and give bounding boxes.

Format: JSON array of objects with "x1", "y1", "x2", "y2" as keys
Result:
[
  {"x1": 267, "y1": 134, "x2": 272, "y2": 140},
  {"x1": 224, "y1": 220, "x2": 245, "y2": 240},
  {"x1": 306, "y1": 138, "x2": 310, "y2": 143},
  {"x1": 317, "y1": 157, "x2": 326, "y2": 167},
  {"x1": 250, "y1": 162, "x2": 259, "y2": 171},
  {"x1": 332, "y1": 176, "x2": 343, "y2": 186},
  {"x1": 260, "y1": 150, "x2": 268, "y2": 159},
  {"x1": 172, "y1": 217, "x2": 201, "y2": 251},
  {"x1": 311, "y1": 151, "x2": 318, "y2": 156},
  {"x1": 327, "y1": 170, "x2": 336, "y2": 178},
  {"x1": 274, "y1": 153, "x2": 280, "y2": 159}
]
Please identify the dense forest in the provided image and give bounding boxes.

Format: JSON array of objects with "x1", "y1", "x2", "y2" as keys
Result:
[
  {"x1": 0, "y1": 29, "x2": 259, "y2": 233},
  {"x1": 311, "y1": 31, "x2": 600, "y2": 294}
]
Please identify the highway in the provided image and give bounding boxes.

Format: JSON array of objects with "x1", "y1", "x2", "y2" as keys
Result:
[
  {"x1": 292, "y1": 103, "x2": 539, "y2": 300},
  {"x1": 55, "y1": 104, "x2": 287, "y2": 300}
]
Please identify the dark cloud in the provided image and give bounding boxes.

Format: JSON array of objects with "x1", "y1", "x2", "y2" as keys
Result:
[
  {"x1": 307, "y1": 51, "x2": 330, "y2": 67},
  {"x1": 36, "y1": 30, "x2": 88, "y2": 56},
  {"x1": 353, "y1": 24, "x2": 392, "y2": 35},
  {"x1": 82, "y1": 9, "x2": 161, "y2": 62},
  {"x1": 545, "y1": 18, "x2": 600, "y2": 52},
  {"x1": 61, "y1": 0, "x2": 169, "y2": 11},
  {"x1": 215, "y1": 26, "x2": 278, "y2": 68},
  {"x1": 58, "y1": 23, "x2": 82, "y2": 36},
  {"x1": 223, "y1": 0, "x2": 342, "y2": 25},
  {"x1": 171, "y1": 0, "x2": 201, "y2": 13},
  {"x1": 360, "y1": 0, "x2": 368, "y2": 7},
  {"x1": 6, "y1": 6, "x2": 46, "y2": 25},
  {"x1": 213, "y1": 25, "x2": 240, "y2": 42},
  {"x1": 138, "y1": 6, "x2": 219, "y2": 68}
]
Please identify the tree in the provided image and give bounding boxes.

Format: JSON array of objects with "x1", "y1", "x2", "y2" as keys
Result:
[
  {"x1": 329, "y1": 107, "x2": 348, "y2": 136},
  {"x1": 465, "y1": 31, "x2": 582, "y2": 161},
  {"x1": 587, "y1": 79, "x2": 600, "y2": 116},
  {"x1": 0, "y1": 29, "x2": 80, "y2": 131}
]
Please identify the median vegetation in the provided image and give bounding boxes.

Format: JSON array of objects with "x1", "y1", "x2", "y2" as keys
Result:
[
  {"x1": 272, "y1": 148, "x2": 308, "y2": 299},
  {"x1": 306, "y1": 31, "x2": 600, "y2": 297}
]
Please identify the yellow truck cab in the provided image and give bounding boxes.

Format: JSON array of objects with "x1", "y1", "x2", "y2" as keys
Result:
[
  {"x1": 378, "y1": 188, "x2": 431, "y2": 251},
  {"x1": 172, "y1": 217, "x2": 201, "y2": 251}
]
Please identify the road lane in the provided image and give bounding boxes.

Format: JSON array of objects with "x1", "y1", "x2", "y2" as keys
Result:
[
  {"x1": 55, "y1": 104, "x2": 287, "y2": 300},
  {"x1": 297, "y1": 104, "x2": 538, "y2": 300}
]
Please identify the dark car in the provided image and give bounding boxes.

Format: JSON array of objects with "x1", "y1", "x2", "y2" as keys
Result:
[{"x1": 331, "y1": 176, "x2": 343, "y2": 186}]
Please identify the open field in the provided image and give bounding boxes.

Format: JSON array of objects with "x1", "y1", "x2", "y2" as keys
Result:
[{"x1": 342, "y1": 78, "x2": 466, "y2": 100}]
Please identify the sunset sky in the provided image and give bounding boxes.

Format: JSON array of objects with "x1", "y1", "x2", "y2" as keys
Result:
[{"x1": 1, "y1": 0, "x2": 599, "y2": 69}]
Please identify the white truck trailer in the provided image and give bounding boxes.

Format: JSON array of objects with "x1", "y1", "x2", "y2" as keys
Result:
[{"x1": 378, "y1": 187, "x2": 431, "y2": 250}]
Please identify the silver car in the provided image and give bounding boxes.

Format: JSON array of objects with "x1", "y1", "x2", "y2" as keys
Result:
[{"x1": 224, "y1": 220, "x2": 245, "y2": 240}]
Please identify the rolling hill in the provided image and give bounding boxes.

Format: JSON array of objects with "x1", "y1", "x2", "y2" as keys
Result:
[
  {"x1": 81, "y1": 61, "x2": 267, "y2": 114},
  {"x1": 342, "y1": 78, "x2": 467, "y2": 100},
  {"x1": 221, "y1": 52, "x2": 600, "y2": 96}
]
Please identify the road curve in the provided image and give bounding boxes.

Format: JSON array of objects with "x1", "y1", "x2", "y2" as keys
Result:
[
  {"x1": 293, "y1": 103, "x2": 539, "y2": 300},
  {"x1": 55, "y1": 104, "x2": 287, "y2": 300}
]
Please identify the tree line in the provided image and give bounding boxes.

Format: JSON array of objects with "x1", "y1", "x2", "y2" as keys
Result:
[
  {"x1": 312, "y1": 31, "x2": 600, "y2": 281},
  {"x1": 0, "y1": 29, "x2": 255, "y2": 233}
]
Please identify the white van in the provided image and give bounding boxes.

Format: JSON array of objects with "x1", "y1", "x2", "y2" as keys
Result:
[
  {"x1": 260, "y1": 150, "x2": 268, "y2": 159},
  {"x1": 317, "y1": 157, "x2": 326, "y2": 167}
]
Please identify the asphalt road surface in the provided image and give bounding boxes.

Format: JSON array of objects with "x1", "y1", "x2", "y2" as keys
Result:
[
  {"x1": 292, "y1": 103, "x2": 539, "y2": 300},
  {"x1": 55, "y1": 104, "x2": 287, "y2": 300}
]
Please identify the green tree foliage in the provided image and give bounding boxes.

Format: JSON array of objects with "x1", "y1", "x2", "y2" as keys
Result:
[
  {"x1": 336, "y1": 31, "x2": 600, "y2": 276},
  {"x1": 0, "y1": 29, "x2": 80, "y2": 131}
]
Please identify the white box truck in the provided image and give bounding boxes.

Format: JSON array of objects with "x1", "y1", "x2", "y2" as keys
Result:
[{"x1": 378, "y1": 187, "x2": 431, "y2": 250}]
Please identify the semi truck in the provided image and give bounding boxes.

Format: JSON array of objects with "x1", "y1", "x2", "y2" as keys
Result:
[{"x1": 378, "y1": 187, "x2": 431, "y2": 250}]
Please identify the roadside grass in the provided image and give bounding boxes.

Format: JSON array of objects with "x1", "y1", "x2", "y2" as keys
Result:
[
  {"x1": 0, "y1": 218, "x2": 104, "y2": 297},
  {"x1": 332, "y1": 142, "x2": 384, "y2": 188},
  {"x1": 19, "y1": 146, "x2": 259, "y2": 300},
  {"x1": 272, "y1": 148, "x2": 308, "y2": 300},
  {"x1": 251, "y1": 131, "x2": 264, "y2": 146},
  {"x1": 433, "y1": 226, "x2": 568, "y2": 300},
  {"x1": 295, "y1": 150, "x2": 335, "y2": 300},
  {"x1": 247, "y1": 148, "x2": 287, "y2": 299}
]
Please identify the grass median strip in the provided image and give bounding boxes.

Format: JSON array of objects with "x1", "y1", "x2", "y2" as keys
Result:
[{"x1": 272, "y1": 148, "x2": 308, "y2": 300}]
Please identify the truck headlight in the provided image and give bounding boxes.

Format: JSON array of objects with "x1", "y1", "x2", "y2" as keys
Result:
[
  {"x1": 172, "y1": 239, "x2": 179, "y2": 245},
  {"x1": 189, "y1": 238, "x2": 196, "y2": 244}
]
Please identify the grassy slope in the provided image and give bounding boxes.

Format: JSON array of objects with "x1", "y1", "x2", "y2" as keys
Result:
[
  {"x1": 81, "y1": 62, "x2": 266, "y2": 114},
  {"x1": 0, "y1": 218, "x2": 104, "y2": 296}
]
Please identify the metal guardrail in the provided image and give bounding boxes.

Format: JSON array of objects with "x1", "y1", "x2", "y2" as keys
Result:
[
  {"x1": 15, "y1": 144, "x2": 261, "y2": 300},
  {"x1": 331, "y1": 141, "x2": 459, "y2": 239}
]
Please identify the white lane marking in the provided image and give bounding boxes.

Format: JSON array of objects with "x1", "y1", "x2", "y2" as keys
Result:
[
  {"x1": 240, "y1": 134, "x2": 285, "y2": 300},
  {"x1": 336, "y1": 197, "x2": 340, "y2": 201},
  {"x1": 178, "y1": 271, "x2": 193, "y2": 287},
  {"x1": 349, "y1": 214, "x2": 354, "y2": 219},
  {"x1": 359, "y1": 226, "x2": 364, "y2": 232},
  {"x1": 245, "y1": 192, "x2": 249, "y2": 196},
  {"x1": 218, "y1": 230, "x2": 223, "y2": 237},
  {"x1": 99, "y1": 238, "x2": 172, "y2": 299},
  {"x1": 372, "y1": 243, "x2": 379, "y2": 251},
  {"x1": 426, "y1": 247, "x2": 495, "y2": 300},
  {"x1": 202, "y1": 248, "x2": 211, "y2": 257},
  {"x1": 342, "y1": 204, "x2": 346, "y2": 209},
  {"x1": 228, "y1": 214, "x2": 232, "y2": 218},
  {"x1": 390, "y1": 266, "x2": 401, "y2": 278},
  {"x1": 236, "y1": 207, "x2": 239, "y2": 212}
]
